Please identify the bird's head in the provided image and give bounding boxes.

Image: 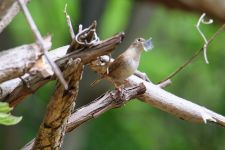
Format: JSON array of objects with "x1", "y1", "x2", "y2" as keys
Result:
[{"x1": 132, "y1": 38, "x2": 153, "y2": 52}]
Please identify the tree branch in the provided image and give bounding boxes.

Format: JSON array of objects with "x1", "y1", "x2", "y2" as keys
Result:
[
  {"x1": 22, "y1": 72, "x2": 225, "y2": 149},
  {"x1": 32, "y1": 58, "x2": 83, "y2": 149},
  {"x1": 0, "y1": 32, "x2": 124, "y2": 106},
  {"x1": 21, "y1": 83, "x2": 146, "y2": 150},
  {"x1": 89, "y1": 55, "x2": 225, "y2": 126},
  {"x1": 0, "y1": 37, "x2": 51, "y2": 83}
]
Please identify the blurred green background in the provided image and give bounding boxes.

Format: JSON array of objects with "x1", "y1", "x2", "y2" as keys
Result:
[{"x1": 0, "y1": 0, "x2": 225, "y2": 149}]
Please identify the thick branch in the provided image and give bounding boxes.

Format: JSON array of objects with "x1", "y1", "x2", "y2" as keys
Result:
[
  {"x1": 21, "y1": 84, "x2": 146, "y2": 150},
  {"x1": 0, "y1": 32, "x2": 124, "y2": 106},
  {"x1": 89, "y1": 56, "x2": 225, "y2": 126},
  {"x1": 67, "y1": 83, "x2": 146, "y2": 131},
  {"x1": 129, "y1": 75, "x2": 225, "y2": 126},
  {"x1": 0, "y1": 38, "x2": 51, "y2": 84},
  {"x1": 32, "y1": 58, "x2": 83, "y2": 149}
]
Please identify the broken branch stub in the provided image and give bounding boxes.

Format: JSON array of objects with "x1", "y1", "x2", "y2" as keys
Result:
[{"x1": 0, "y1": 37, "x2": 51, "y2": 84}]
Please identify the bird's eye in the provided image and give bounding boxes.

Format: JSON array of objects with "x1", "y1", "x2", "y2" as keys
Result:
[{"x1": 137, "y1": 38, "x2": 141, "y2": 42}]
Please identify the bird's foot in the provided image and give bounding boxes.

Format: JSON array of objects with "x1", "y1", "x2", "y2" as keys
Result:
[{"x1": 111, "y1": 87, "x2": 125, "y2": 105}]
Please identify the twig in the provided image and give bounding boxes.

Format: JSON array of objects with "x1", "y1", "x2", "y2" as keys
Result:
[
  {"x1": 17, "y1": 0, "x2": 68, "y2": 90},
  {"x1": 157, "y1": 79, "x2": 172, "y2": 88},
  {"x1": 196, "y1": 13, "x2": 213, "y2": 64},
  {"x1": 158, "y1": 23, "x2": 225, "y2": 84},
  {"x1": 64, "y1": 4, "x2": 75, "y2": 39}
]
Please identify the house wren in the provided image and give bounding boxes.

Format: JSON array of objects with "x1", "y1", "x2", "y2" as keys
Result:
[{"x1": 92, "y1": 37, "x2": 153, "y2": 88}]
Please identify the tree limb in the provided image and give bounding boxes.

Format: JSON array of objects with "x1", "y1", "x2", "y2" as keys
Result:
[
  {"x1": 21, "y1": 83, "x2": 146, "y2": 150},
  {"x1": 22, "y1": 72, "x2": 225, "y2": 149},
  {"x1": 89, "y1": 56, "x2": 225, "y2": 126},
  {"x1": 0, "y1": 37, "x2": 51, "y2": 84},
  {"x1": 32, "y1": 58, "x2": 83, "y2": 149},
  {"x1": 0, "y1": 32, "x2": 124, "y2": 106}
]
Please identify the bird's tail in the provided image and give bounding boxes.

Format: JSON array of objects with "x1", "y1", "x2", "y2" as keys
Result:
[{"x1": 90, "y1": 76, "x2": 104, "y2": 87}]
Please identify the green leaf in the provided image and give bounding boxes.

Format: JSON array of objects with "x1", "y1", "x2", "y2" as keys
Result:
[
  {"x1": 0, "y1": 102, "x2": 22, "y2": 126},
  {"x1": 0, "y1": 102, "x2": 13, "y2": 113},
  {"x1": 0, "y1": 113, "x2": 22, "y2": 125}
]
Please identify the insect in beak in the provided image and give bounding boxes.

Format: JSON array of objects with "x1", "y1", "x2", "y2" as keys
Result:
[{"x1": 143, "y1": 38, "x2": 153, "y2": 52}]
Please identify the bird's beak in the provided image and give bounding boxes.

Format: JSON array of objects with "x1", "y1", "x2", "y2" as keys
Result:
[{"x1": 143, "y1": 38, "x2": 153, "y2": 52}]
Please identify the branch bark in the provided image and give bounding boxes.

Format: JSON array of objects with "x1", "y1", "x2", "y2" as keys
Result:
[
  {"x1": 89, "y1": 56, "x2": 225, "y2": 126},
  {"x1": 0, "y1": 37, "x2": 51, "y2": 84},
  {"x1": 22, "y1": 83, "x2": 146, "y2": 150},
  {"x1": 32, "y1": 58, "x2": 83, "y2": 149},
  {"x1": 0, "y1": 32, "x2": 124, "y2": 106}
]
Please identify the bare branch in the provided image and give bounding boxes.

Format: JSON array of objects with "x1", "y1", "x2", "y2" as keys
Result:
[
  {"x1": 157, "y1": 79, "x2": 172, "y2": 88},
  {"x1": 22, "y1": 74, "x2": 225, "y2": 149},
  {"x1": 0, "y1": 32, "x2": 124, "y2": 105},
  {"x1": 17, "y1": 0, "x2": 68, "y2": 89},
  {"x1": 130, "y1": 76, "x2": 225, "y2": 126},
  {"x1": 67, "y1": 83, "x2": 146, "y2": 131},
  {"x1": 21, "y1": 83, "x2": 146, "y2": 150},
  {"x1": 89, "y1": 56, "x2": 225, "y2": 127},
  {"x1": 32, "y1": 58, "x2": 83, "y2": 149},
  {"x1": 0, "y1": 39, "x2": 50, "y2": 83},
  {"x1": 64, "y1": 4, "x2": 75, "y2": 39},
  {"x1": 158, "y1": 23, "x2": 225, "y2": 84}
]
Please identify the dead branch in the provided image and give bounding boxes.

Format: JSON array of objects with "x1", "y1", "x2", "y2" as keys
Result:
[
  {"x1": 67, "y1": 83, "x2": 146, "y2": 132},
  {"x1": 0, "y1": 0, "x2": 30, "y2": 33},
  {"x1": 32, "y1": 58, "x2": 83, "y2": 149},
  {"x1": 131, "y1": 76, "x2": 225, "y2": 126},
  {"x1": 0, "y1": 32, "x2": 124, "y2": 106},
  {"x1": 89, "y1": 56, "x2": 225, "y2": 126},
  {"x1": 21, "y1": 83, "x2": 146, "y2": 150},
  {"x1": 0, "y1": 38, "x2": 51, "y2": 83},
  {"x1": 64, "y1": 4, "x2": 75, "y2": 40},
  {"x1": 17, "y1": 0, "x2": 68, "y2": 89}
]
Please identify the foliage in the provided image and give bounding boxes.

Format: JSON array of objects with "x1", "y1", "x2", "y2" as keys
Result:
[{"x1": 0, "y1": 102, "x2": 22, "y2": 126}]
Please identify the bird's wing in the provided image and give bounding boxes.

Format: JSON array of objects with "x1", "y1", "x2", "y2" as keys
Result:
[
  {"x1": 108, "y1": 55, "x2": 125, "y2": 75},
  {"x1": 90, "y1": 76, "x2": 105, "y2": 87}
]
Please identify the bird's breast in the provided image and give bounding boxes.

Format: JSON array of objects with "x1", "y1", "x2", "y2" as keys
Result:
[{"x1": 110, "y1": 58, "x2": 139, "y2": 81}]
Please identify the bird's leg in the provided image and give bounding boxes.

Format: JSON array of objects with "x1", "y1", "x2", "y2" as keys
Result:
[
  {"x1": 114, "y1": 84, "x2": 125, "y2": 98},
  {"x1": 109, "y1": 84, "x2": 125, "y2": 105},
  {"x1": 105, "y1": 54, "x2": 112, "y2": 75}
]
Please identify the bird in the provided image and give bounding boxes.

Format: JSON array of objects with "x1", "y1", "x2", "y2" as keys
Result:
[{"x1": 91, "y1": 37, "x2": 153, "y2": 88}]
